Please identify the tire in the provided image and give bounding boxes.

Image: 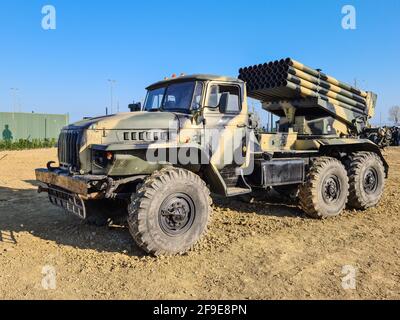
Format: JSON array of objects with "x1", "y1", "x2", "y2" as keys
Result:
[
  {"x1": 274, "y1": 184, "x2": 300, "y2": 200},
  {"x1": 127, "y1": 167, "x2": 212, "y2": 256},
  {"x1": 299, "y1": 157, "x2": 349, "y2": 219},
  {"x1": 346, "y1": 152, "x2": 385, "y2": 210},
  {"x1": 84, "y1": 199, "x2": 128, "y2": 227}
]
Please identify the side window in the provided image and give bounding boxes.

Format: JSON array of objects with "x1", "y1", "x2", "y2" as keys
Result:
[
  {"x1": 207, "y1": 85, "x2": 219, "y2": 108},
  {"x1": 207, "y1": 84, "x2": 241, "y2": 113}
]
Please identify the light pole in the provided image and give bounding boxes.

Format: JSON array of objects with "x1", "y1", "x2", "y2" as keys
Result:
[
  {"x1": 10, "y1": 88, "x2": 19, "y2": 113},
  {"x1": 107, "y1": 79, "x2": 116, "y2": 114}
]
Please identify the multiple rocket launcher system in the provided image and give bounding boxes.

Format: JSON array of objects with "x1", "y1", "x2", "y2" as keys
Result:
[{"x1": 238, "y1": 58, "x2": 377, "y2": 132}]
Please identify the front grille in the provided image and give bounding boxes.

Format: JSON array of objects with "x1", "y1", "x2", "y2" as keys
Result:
[{"x1": 58, "y1": 130, "x2": 82, "y2": 171}]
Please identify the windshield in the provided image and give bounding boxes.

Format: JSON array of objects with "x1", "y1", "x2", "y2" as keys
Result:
[{"x1": 144, "y1": 81, "x2": 203, "y2": 113}]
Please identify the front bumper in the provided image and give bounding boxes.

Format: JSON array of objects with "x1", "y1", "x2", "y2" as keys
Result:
[
  {"x1": 35, "y1": 167, "x2": 108, "y2": 219},
  {"x1": 35, "y1": 168, "x2": 107, "y2": 196},
  {"x1": 35, "y1": 166, "x2": 146, "y2": 219}
]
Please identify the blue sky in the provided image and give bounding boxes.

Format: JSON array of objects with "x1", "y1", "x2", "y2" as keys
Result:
[{"x1": 0, "y1": 0, "x2": 399, "y2": 124}]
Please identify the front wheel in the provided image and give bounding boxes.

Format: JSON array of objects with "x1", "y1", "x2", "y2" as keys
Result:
[{"x1": 127, "y1": 168, "x2": 212, "y2": 256}]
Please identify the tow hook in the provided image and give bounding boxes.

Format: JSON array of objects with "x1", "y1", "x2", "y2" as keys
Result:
[{"x1": 46, "y1": 161, "x2": 58, "y2": 172}]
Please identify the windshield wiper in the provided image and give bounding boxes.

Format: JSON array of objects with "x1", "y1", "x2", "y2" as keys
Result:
[
  {"x1": 164, "y1": 108, "x2": 190, "y2": 114},
  {"x1": 144, "y1": 107, "x2": 162, "y2": 112}
]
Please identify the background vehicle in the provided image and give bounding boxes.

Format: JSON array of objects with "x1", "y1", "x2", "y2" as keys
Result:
[
  {"x1": 36, "y1": 58, "x2": 388, "y2": 255},
  {"x1": 362, "y1": 126, "x2": 394, "y2": 148}
]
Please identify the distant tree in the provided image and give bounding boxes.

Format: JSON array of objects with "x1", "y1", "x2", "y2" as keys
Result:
[{"x1": 388, "y1": 106, "x2": 400, "y2": 125}]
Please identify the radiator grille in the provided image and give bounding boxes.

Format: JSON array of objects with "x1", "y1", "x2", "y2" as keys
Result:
[{"x1": 58, "y1": 130, "x2": 82, "y2": 171}]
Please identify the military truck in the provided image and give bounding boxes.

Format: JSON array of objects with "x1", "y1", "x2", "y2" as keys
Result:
[
  {"x1": 35, "y1": 58, "x2": 388, "y2": 255},
  {"x1": 362, "y1": 126, "x2": 392, "y2": 148}
]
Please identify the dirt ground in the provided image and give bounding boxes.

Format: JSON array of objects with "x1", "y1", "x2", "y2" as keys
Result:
[{"x1": 0, "y1": 148, "x2": 399, "y2": 300}]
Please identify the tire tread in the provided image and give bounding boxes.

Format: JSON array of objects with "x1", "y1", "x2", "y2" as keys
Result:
[{"x1": 299, "y1": 157, "x2": 349, "y2": 219}]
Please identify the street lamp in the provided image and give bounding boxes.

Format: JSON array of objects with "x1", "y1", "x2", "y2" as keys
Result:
[
  {"x1": 107, "y1": 79, "x2": 116, "y2": 114},
  {"x1": 10, "y1": 88, "x2": 19, "y2": 113}
]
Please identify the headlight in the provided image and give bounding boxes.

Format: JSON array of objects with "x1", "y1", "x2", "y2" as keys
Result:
[{"x1": 93, "y1": 150, "x2": 114, "y2": 168}]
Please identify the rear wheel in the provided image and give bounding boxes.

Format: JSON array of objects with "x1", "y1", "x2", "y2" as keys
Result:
[
  {"x1": 299, "y1": 157, "x2": 349, "y2": 219},
  {"x1": 127, "y1": 168, "x2": 212, "y2": 256},
  {"x1": 346, "y1": 152, "x2": 385, "y2": 210}
]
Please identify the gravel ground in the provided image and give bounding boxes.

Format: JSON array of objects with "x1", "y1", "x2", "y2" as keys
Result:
[{"x1": 0, "y1": 148, "x2": 399, "y2": 299}]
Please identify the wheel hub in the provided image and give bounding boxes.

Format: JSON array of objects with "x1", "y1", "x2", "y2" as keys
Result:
[
  {"x1": 364, "y1": 168, "x2": 378, "y2": 194},
  {"x1": 159, "y1": 193, "x2": 195, "y2": 236},
  {"x1": 322, "y1": 176, "x2": 341, "y2": 203}
]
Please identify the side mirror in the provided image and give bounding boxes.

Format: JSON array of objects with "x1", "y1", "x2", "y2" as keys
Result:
[
  {"x1": 218, "y1": 92, "x2": 230, "y2": 113},
  {"x1": 128, "y1": 102, "x2": 141, "y2": 112}
]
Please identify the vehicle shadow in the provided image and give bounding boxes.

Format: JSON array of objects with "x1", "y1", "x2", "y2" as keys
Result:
[
  {"x1": 0, "y1": 182, "x2": 304, "y2": 256},
  {"x1": 0, "y1": 184, "x2": 147, "y2": 258},
  {"x1": 212, "y1": 191, "x2": 305, "y2": 218},
  {"x1": 0, "y1": 230, "x2": 17, "y2": 244}
]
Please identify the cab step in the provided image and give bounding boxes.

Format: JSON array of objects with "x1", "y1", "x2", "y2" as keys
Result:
[{"x1": 226, "y1": 187, "x2": 252, "y2": 197}]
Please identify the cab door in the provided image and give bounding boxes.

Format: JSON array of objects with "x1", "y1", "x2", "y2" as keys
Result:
[{"x1": 202, "y1": 82, "x2": 248, "y2": 170}]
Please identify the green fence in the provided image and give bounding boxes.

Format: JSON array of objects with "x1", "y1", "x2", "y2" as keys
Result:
[{"x1": 0, "y1": 112, "x2": 69, "y2": 142}]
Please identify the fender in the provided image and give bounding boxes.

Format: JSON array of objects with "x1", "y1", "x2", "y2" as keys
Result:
[
  {"x1": 93, "y1": 142, "x2": 228, "y2": 193},
  {"x1": 317, "y1": 138, "x2": 389, "y2": 177}
]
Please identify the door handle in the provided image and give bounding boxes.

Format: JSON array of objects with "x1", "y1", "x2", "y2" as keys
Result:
[{"x1": 237, "y1": 124, "x2": 247, "y2": 128}]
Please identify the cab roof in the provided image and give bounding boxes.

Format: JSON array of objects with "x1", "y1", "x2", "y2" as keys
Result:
[{"x1": 146, "y1": 74, "x2": 243, "y2": 90}]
